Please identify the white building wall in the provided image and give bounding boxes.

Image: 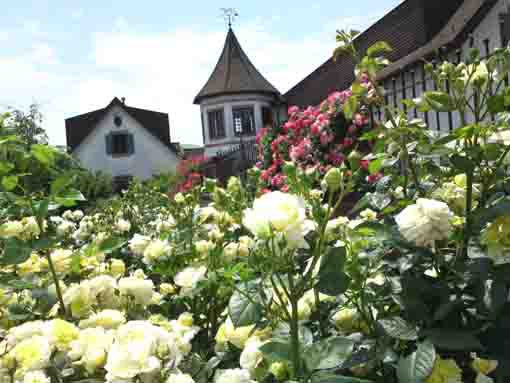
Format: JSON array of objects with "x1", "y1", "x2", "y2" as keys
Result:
[
  {"x1": 74, "y1": 105, "x2": 179, "y2": 180},
  {"x1": 200, "y1": 93, "x2": 276, "y2": 157}
]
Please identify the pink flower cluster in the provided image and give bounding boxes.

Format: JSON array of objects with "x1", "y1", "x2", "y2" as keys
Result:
[
  {"x1": 256, "y1": 74, "x2": 381, "y2": 191},
  {"x1": 175, "y1": 154, "x2": 208, "y2": 193}
]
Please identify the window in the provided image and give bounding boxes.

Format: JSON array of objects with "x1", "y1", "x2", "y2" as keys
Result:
[
  {"x1": 233, "y1": 107, "x2": 255, "y2": 136},
  {"x1": 207, "y1": 109, "x2": 225, "y2": 139},
  {"x1": 262, "y1": 106, "x2": 273, "y2": 127},
  {"x1": 106, "y1": 132, "x2": 134, "y2": 156}
]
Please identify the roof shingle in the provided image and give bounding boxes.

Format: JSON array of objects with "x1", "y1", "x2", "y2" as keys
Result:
[{"x1": 194, "y1": 28, "x2": 280, "y2": 104}]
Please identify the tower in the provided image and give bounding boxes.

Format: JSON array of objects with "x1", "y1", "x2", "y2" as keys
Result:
[{"x1": 194, "y1": 25, "x2": 281, "y2": 157}]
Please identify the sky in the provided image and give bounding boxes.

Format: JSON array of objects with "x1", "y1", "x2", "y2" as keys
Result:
[{"x1": 0, "y1": 0, "x2": 402, "y2": 146}]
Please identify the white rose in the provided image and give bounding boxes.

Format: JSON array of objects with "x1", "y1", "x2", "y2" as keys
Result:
[
  {"x1": 215, "y1": 369, "x2": 255, "y2": 383},
  {"x1": 0, "y1": 221, "x2": 24, "y2": 238},
  {"x1": 195, "y1": 240, "x2": 215, "y2": 255},
  {"x1": 395, "y1": 198, "x2": 453, "y2": 247},
  {"x1": 23, "y1": 370, "x2": 50, "y2": 383},
  {"x1": 174, "y1": 266, "x2": 207, "y2": 295},
  {"x1": 243, "y1": 191, "x2": 309, "y2": 249},
  {"x1": 129, "y1": 234, "x2": 151, "y2": 255},
  {"x1": 240, "y1": 338, "x2": 264, "y2": 375},
  {"x1": 143, "y1": 239, "x2": 171, "y2": 264},
  {"x1": 167, "y1": 372, "x2": 195, "y2": 383},
  {"x1": 118, "y1": 277, "x2": 155, "y2": 305},
  {"x1": 115, "y1": 218, "x2": 131, "y2": 233}
]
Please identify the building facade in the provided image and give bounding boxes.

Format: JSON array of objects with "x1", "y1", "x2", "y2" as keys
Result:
[
  {"x1": 194, "y1": 27, "x2": 283, "y2": 158},
  {"x1": 284, "y1": 0, "x2": 509, "y2": 134},
  {"x1": 65, "y1": 97, "x2": 180, "y2": 182}
]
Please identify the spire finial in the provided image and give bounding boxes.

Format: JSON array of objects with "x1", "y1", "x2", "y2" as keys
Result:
[{"x1": 221, "y1": 8, "x2": 238, "y2": 29}]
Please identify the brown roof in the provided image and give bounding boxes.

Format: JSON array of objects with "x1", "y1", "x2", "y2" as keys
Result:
[
  {"x1": 378, "y1": 0, "x2": 499, "y2": 79},
  {"x1": 65, "y1": 97, "x2": 179, "y2": 153},
  {"x1": 194, "y1": 28, "x2": 281, "y2": 104},
  {"x1": 284, "y1": 0, "x2": 472, "y2": 108}
]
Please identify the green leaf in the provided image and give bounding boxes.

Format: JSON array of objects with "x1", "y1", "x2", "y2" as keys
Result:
[
  {"x1": 378, "y1": 317, "x2": 418, "y2": 341},
  {"x1": 424, "y1": 91, "x2": 453, "y2": 112},
  {"x1": 71, "y1": 252, "x2": 81, "y2": 274},
  {"x1": 312, "y1": 374, "x2": 373, "y2": 383},
  {"x1": 368, "y1": 158, "x2": 383, "y2": 175},
  {"x1": 422, "y1": 329, "x2": 482, "y2": 351},
  {"x1": 1, "y1": 238, "x2": 32, "y2": 265},
  {"x1": 367, "y1": 41, "x2": 392, "y2": 57},
  {"x1": 488, "y1": 94, "x2": 506, "y2": 114},
  {"x1": 98, "y1": 237, "x2": 127, "y2": 254},
  {"x1": 396, "y1": 340, "x2": 436, "y2": 383},
  {"x1": 343, "y1": 95, "x2": 359, "y2": 120},
  {"x1": 54, "y1": 188, "x2": 86, "y2": 207},
  {"x1": 229, "y1": 287, "x2": 263, "y2": 327},
  {"x1": 316, "y1": 247, "x2": 351, "y2": 296},
  {"x1": 304, "y1": 337, "x2": 355, "y2": 371},
  {"x1": 50, "y1": 175, "x2": 74, "y2": 195},
  {"x1": 2, "y1": 175, "x2": 18, "y2": 191},
  {"x1": 259, "y1": 341, "x2": 292, "y2": 363},
  {"x1": 0, "y1": 161, "x2": 14, "y2": 175},
  {"x1": 31, "y1": 144, "x2": 56, "y2": 166},
  {"x1": 450, "y1": 154, "x2": 474, "y2": 172}
]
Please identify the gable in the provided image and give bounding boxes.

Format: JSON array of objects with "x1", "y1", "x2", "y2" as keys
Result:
[{"x1": 65, "y1": 98, "x2": 178, "y2": 154}]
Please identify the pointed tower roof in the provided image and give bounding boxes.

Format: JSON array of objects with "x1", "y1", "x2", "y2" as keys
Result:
[{"x1": 194, "y1": 28, "x2": 280, "y2": 104}]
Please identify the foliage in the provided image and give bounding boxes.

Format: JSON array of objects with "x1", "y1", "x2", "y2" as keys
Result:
[{"x1": 5, "y1": 103, "x2": 48, "y2": 146}]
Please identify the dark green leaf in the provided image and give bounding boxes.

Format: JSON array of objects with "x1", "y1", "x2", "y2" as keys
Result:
[
  {"x1": 1, "y1": 238, "x2": 31, "y2": 264},
  {"x1": 317, "y1": 247, "x2": 351, "y2": 296},
  {"x1": 396, "y1": 340, "x2": 436, "y2": 383},
  {"x1": 423, "y1": 329, "x2": 482, "y2": 351},
  {"x1": 304, "y1": 337, "x2": 355, "y2": 371},
  {"x1": 98, "y1": 237, "x2": 127, "y2": 254},
  {"x1": 229, "y1": 288, "x2": 263, "y2": 327},
  {"x1": 312, "y1": 373, "x2": 373, "y2": 383},
  {"x1": 260, "y1": 341, "x2": 292, "y2": 363},
  {"x1": 488, "y1": 94, "x2": 506, "y2": 114},
  {"x1": 378, "y1": 317, "x2": 418, "y2": 341},
  {"x1": 450, "y1": 155, "x2": 474, "y2": 172}
]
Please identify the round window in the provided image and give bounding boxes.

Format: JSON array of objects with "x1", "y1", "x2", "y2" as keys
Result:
[{"x1": 114, "y1": 116, "x2": 122, "y2": 127}]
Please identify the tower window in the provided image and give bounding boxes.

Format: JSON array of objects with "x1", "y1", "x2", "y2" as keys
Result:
[
  {"x1": 233, "y1": 107, "x2": 255, "y2": 136},
  {"x1": 262, "y1": 106, "x2": 273, "y2": 127},
  {"x1": 208, "y1": 109, "x2": 225, "y2": 139}
]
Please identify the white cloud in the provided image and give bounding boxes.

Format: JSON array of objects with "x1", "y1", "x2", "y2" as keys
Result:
[{"x1": 0, "y1": 31, "x2": 8, "y2": 42}]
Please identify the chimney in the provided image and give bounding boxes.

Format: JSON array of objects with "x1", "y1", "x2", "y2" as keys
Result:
[{"x1": 121, "y1": 97, "x2": 126, "y2": 104}]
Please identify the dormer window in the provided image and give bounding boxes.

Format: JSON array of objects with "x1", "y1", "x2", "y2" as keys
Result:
[{"x1": 233, "y1": 106, "x2": 255, "y2": 136}]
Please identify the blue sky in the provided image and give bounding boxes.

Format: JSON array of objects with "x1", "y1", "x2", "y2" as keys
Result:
[{"x1": 0, "y1": 0, "x2": 402, "y2": 146}]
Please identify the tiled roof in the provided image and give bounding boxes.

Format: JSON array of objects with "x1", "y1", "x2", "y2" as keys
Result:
[
  {"x1": 284, "y1": 0, "x2": 471, "y2": 108},
  {"x1": 194, "y1": 28, "x2": 281, "y2": 104},
  {"x1": 65, "y1": 97, "x2": 179, "y2": 154}
]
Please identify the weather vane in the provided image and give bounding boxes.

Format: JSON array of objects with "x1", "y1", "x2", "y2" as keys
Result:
[{"x1": 221, "y1": 8, "x2": 238, "y2": 29}]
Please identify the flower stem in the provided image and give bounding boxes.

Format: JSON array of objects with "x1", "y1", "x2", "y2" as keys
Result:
[
  {"x1": 287, "y1": 273, "x2": 302, "y2": 378},
  {"x1": 45, "y1": 252, "x2": 68, "y2": 319}
]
